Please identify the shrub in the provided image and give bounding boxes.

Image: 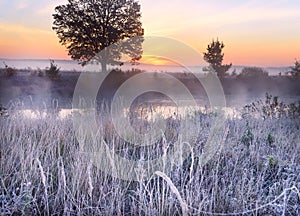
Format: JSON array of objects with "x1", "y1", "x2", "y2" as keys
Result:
[
  {"x1": 1, "y1": 62, "x2": 17, "y2": 77},
  {"x1": 241, "y1": 126, "x2": 254, "y2": 146},
  {"x1": 30, "y1": 68, "x2": 44, "y2": 77},
  {"x1": 243, "y1": 93, "x2": 300, "y2": 119},
  {"x1": 0, "y1": 105, "x2": 8, "y2": 117},
  {"x1": 45, "y1": 60, "x2": 60, "y2": 80},
  {"x1": 238, "y1": 67, "x2": 268, "y2": 79},
  {"x1": 5, "y1": 67, "x2": 17, "y2": 77},
  {"x1": 267, "y1": 133, "x2": 275, "y2": 146}
]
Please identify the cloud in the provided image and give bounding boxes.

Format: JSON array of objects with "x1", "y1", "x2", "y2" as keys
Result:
[
  {"x1": 16, "y1": 1, "x2": 29, "y2": 10},
  {"x1": 140, "y1": 0, "x2": 299, "y2": 41}
]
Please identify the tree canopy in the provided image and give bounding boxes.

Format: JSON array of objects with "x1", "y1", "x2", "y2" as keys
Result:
[
  {"x1": 52, "y1": 0, "x2": 144, "y2": 72},
  {"x1": 203, "y1": 39, "x2": 232, "y2": 78}
]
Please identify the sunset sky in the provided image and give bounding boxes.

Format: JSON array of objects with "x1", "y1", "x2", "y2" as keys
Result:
[{"x1": 0, "y1": 0, "x2": 300, "y2": 66}]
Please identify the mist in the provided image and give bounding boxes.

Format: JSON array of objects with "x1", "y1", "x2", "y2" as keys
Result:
[{"x1": 1, "y1": 68, "x2": 299, "y2": 112}]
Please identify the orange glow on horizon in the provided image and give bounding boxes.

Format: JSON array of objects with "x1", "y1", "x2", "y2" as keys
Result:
[
  {"x1": 140, "y1": 56, "x2": 180, "y2": 66},
  {"x1": 0, "y1": 22, "x2": 299, "y2": 67},
  {"x1": 0, "y1": 23, "x2": 69, "y2": 60}
]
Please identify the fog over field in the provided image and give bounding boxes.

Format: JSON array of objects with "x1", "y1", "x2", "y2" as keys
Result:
[
  {"x1": 1, "y1": 64, "x2": 300, "y2": 215},
  {"x1": 0, "y1": 64, "x2": 299, "y2": 109}
]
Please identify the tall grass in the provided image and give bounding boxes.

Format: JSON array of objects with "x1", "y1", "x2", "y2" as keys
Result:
[{"x1": 0, "y1": 102, "x2": 299, "y2": 215}]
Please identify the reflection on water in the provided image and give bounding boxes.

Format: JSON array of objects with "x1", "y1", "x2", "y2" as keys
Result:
[
  {"x1": 14, "y1": 105, "x2": 242, "y2": 120},
  {"x1": 14, "y1": 109, "x2": 82, "y2": 119},
  {"x1": 128, "y1": 105, "x2": 241, "y2": 120}
]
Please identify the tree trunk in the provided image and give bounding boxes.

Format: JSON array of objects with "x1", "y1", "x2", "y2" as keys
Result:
[{"x1": 101, "y1": 61, "x2": 107, "y2": 73}]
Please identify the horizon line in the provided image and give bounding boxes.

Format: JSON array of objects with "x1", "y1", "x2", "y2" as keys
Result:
[{"x1": 0, "y1": 57, "x2": 291, "y2": 68}]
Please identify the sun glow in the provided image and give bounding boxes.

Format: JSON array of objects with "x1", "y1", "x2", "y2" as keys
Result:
[{"x1": 140, "y1": 56, "x2": 180, "y2": 66}]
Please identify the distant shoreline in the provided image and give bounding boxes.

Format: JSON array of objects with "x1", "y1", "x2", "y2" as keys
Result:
[
  {"x1": 0, "y1": 58, "x2": 291, "y2": 68},
  {"x1": 0, "y1": 58, "x2": 291, "y2": 75}
]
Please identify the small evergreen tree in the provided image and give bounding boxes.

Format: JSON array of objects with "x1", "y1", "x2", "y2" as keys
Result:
[
  {"x1": 203, "y1": 39, "x2": 232, "y2": 78},
  {"x1": 288, "y1": 59, "x2": 300, "y2": 78}
]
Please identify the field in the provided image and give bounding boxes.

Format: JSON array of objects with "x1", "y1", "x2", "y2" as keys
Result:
[
  {"x1": 1, "y1": 93, "x2": 300, "y2": 215},
  {"x1": 1, "y1": 70, "x2": 300, "y2": 215}
]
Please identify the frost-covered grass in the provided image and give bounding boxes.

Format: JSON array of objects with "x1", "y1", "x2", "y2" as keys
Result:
[{"x1": 0, "y1": 102, "x2": 299, "y2": 215}]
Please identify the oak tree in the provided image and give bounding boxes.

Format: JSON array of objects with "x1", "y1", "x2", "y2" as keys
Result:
[{"x1": 53, "y1": 0, "x2": 144, "y2": 72}]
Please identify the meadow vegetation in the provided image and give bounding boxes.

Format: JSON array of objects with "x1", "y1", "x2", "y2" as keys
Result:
[{"x1": 1, "y1": 96, "x2": 299, "y2": 215}]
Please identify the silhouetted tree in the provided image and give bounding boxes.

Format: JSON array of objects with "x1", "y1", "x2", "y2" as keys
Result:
[
  {"x1": 288, "y1": 59, "x2": 300, "y2": 78},
  {"x1": 53, "y1": 0, "x2": 144, "y2": 72},
  {"x1": 203, "y1": 39, "x2": 232, "y2": 77}
]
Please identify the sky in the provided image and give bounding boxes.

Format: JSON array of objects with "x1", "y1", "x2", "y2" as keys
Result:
[{"x1": 0, "y1": 0, "x2": 300, "y2": 66}]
